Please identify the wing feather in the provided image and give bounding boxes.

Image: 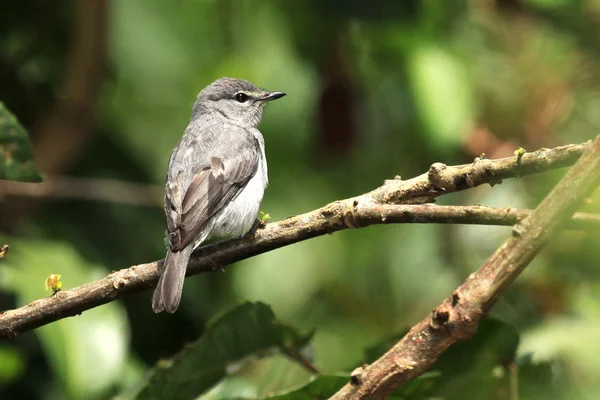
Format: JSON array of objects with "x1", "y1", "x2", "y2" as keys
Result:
[{"x1": 166, "y1": 134, "x2": 260, "y2": 251}]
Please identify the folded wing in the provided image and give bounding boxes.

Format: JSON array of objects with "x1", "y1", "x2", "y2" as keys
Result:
[{"x1": 166, "y1": 137, "x2": 260, "y2": 251}]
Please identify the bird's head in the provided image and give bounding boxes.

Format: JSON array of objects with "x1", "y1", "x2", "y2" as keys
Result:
[{"x1": 194, "y1": 77, "x2": 286, "y2": 127}]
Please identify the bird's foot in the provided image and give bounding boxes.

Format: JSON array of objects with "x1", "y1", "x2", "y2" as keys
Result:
[{"x1": 243, "y1": 218, "x2": 266, "y2": 240}]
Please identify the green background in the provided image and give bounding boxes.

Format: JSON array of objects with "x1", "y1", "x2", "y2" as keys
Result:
[{"x1": 1, "y1": 0, "x2": 600, "y2": 399}]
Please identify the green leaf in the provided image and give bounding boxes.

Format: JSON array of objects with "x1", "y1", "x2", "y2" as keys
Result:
[
  {"x1": 435, "y1": 318, "x2": 520, "y2": 371},
  {"x1": 135, "y1": 302, "x2": 313, "y2": 400},
  {"x1": 263, "y1": 375, "x2": 350, "y2": 400},
  {"x1": 392, "y1": 371, "x2": 440, "y2": 399},
  {"x1": 0, "y1": 102, "x2": 43, "y2": 182},
  {"x1": 262, "y1": 372, "x2": 439, "y2": 400},
  {"x1": 196, "y1": 376, "x2": 259, "y2": 400},
  {"x1": 430, "y1": 318, "x2": 520, "y2": 399},
  {"x1": 518, "y1": 354, "x2": 558, "y2": 400}
]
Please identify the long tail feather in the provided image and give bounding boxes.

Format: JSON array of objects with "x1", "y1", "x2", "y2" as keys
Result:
[{"x1": 152, "y1": 245, "x2": 193, "y2": 313}]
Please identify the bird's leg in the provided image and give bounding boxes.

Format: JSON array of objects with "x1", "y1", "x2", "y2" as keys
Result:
[{"x1": 243, "y1": 218, "x2": 265, "y2": 240}]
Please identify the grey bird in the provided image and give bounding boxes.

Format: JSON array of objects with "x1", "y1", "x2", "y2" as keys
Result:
[{"x1": 152, "y1": 77, "x2": 286, "y2": 313}]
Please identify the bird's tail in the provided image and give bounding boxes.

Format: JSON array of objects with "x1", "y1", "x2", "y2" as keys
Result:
[{"x1": 152, "y1": 245, "x2": 193, "y2": 313}]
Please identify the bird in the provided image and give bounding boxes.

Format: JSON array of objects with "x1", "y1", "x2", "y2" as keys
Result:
[{"x1": 152, "y1": 77, "x2": 286, "y2": 313}]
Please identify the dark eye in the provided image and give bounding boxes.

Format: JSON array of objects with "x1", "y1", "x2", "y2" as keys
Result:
[{"x1": 235, "y1": 93, "x2": 248, "y2": 103}]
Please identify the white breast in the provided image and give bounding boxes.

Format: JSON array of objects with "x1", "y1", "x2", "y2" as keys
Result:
[{"x1": 196, "y1": 136, "x2": 268, "y2": 245}]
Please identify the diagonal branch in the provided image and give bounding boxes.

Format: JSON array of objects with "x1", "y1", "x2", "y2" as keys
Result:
[
  {"x1": 0, "y1": 141, "x2": 593, "y2": 339},
  {"x1": 330, "y1": 136, "x2": 600, "y2": 400}
]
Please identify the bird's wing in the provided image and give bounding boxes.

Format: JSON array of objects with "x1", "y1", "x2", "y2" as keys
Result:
[{"x1": 166, "y1": 133, "x2": 260, "y2": 251}]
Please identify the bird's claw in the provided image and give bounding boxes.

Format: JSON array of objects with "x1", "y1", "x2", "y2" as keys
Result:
[{"x1": 243, "y1": 218, "x2": 265, "y2": 240}]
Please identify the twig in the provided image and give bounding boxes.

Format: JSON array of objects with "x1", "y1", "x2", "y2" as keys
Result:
[
  {"x1": 329, "y1": 136, "x2": 600, "y2": 400},
  {"x1": 0, "y1": 140, "x2": 592, "y2": 339},
  {"x1": 354, "y1": 204, "x2": 600, "y2": 230},
  {"x1": 282, "y1": 348, "x2": 320, "y2": 375},
  {"x1": 0, "y1": 176, "x2": 163, "y2": 207},
  {"x1": 0, "y1": 143, "x2": 588, "y2": 208}
]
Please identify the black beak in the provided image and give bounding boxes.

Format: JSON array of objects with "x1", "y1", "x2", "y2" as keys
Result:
[{"x1": 263, "y1": 91, "x2": 286, "y2": 101}]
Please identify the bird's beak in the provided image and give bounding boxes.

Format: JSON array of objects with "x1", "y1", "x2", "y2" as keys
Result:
[{"x1": 262, "y1": 91, "x2": 286, "y2": 101}]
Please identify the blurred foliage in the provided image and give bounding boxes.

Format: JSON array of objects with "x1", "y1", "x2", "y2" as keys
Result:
[
  {"x1": 260, "y1": 373, "x2": 438, "y2": 400},
  {"x1": 1, "y1": 0, "x2": 600, "y2": 399},
  {"x1": 0, "y1": 102, "x2": 42, "y2": 182},
  {"x1": 360, "y1": 318, "x2": 560, "y2": 400},
  {"x1": 122, "y1": 304, "x2": 558, "y2": 399},
  {"x1": 261, "y1": 375, "x2": 353, "y2": 400},
  {"x1": 133, "y1": 302, "x2": 312, "y2": 400}
]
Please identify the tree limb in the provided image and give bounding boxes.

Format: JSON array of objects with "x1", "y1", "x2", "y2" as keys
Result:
[
  {"x1": 330, "y1": 136, "x2": 600, "y2": 400},
  {"x1": 0, "y1": 140, "x2": 593, "y2": 339}
]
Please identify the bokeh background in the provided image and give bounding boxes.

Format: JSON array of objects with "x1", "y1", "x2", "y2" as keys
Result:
[{"x1": 1, "y1": 0, "x2": 600, "y2": 399}]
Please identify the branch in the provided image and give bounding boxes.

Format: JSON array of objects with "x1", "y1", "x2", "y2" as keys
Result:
[
  {"x1": 353, "y1": 204, "x2": 600, "y2": 230},
  {"x1": 371, "y1": 143, "x2": 587, "y2": 204},
  {"x1": 330, "y1": 136, "x2": 600, "y2": 400},
  {"x1": 0, "y1": 176, "x2": 163, "y2": 207},
  {"x1": 0, "y1": 141, "x2": 592, "y2": 339}
]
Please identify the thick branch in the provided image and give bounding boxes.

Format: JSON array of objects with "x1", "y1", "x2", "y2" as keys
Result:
[
  {"x1": 0, "y1": 141, "x2": 592, "y2": 339},
  {"x1": 330, "y1": 136, "x2": 600, "y2": 400}
]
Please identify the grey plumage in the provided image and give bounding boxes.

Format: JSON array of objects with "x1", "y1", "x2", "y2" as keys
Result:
[{"x1": 152, "y1": 77, "x2": 286, "y2": 313}]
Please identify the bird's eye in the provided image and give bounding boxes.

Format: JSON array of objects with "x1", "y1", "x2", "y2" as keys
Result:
[{"x1": 235, "y1": 93, "x2": 248, "y2": 103}]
